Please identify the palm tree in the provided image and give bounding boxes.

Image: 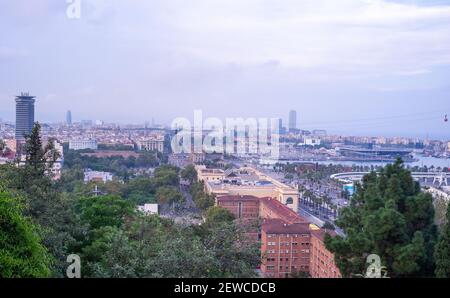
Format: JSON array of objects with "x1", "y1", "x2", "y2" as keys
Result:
[{"x1": 316, "y1": 197, "x2": 323, "y2": 217}]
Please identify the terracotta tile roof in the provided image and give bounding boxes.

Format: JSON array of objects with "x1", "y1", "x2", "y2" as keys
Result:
[
  {"x1": 311, "y1": 229, "x2": 338, "y2": 241},
  {"x1": 262, "y1": 218, "x2": 310, "y2": 234},
  {"x1": 216, "y1": 195, "x2": 311, "y2": 225},
  {"x1": 260, "y1": 197, "x2": 307, "y2": 224}
]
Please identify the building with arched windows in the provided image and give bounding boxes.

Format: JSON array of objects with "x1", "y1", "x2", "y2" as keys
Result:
[{"x1": 196, "y1": 165, "x2": 299, "y2": 211}]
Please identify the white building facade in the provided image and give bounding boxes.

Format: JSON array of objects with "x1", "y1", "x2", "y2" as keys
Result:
[{"x1": 69, "y1": 139, "x2": 98, "y2": 150}]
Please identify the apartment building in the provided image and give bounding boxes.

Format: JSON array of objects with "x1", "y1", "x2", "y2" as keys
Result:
[
  {"x1": 310, "y1": 228, "x2": 342, "y2": 278},
  {"x1": 261, "y1": 219, "x2": 311, "y2": 278},
  {"x1": 216, "y1": 194, "x2": 341, "y2": 278}
]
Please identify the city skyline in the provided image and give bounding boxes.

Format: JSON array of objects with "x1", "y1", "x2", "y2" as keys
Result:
[
  {"x1": 1, "y1": 0, "x2": 449, "y2": 139},
  {"x1": 2, "y1": 96, "x2": 447, "y2": 141},
  {"x1": 1, "y1": 1, "x2": 450, "y2": 282}
]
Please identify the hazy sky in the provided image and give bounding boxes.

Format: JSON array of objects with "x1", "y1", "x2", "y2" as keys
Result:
[{"x1": 0, "y1": 0, "x2": 449, "y2": 139}]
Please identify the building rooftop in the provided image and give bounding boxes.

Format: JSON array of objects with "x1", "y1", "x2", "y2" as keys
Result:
[
  {"x1": 260, "y1": 197, "x2": 307, "y2": 224},
  {"x1": 201, "y1": 168, "x2": 225, "y2": 174},
  {"x1": 262, "y1": 218, "x2": 310, "y2": 234},
  {"x1": 310, "y1": 228, "x2": 338, "y2": 241},
  {"x1": 216, "y1": 195, "x2": 307, "y2": 224}
]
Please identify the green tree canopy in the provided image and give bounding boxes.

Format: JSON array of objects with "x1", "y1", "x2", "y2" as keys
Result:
[
  {"x1": 153, "y1": 165, "x2": 180, "y2": 187},
  {"x1": 189, "y1": 181, "x2": 215, "y2": 211},
  {"x1": 23, "y1": 122, "x2": 60, "y2": 178},
  {"x1": 0, "y1": 188, "x2": 51, "y2": 277},
  {"x1": 79, "y1": 214, "x2": 259, "y2": 278},
  {"x1": 155, "y1": 186, "x2": 184, "y2": 205},
  {"x1": 325, "y1": 159, "x2": 437, "y2": 277},
  {"x1": 322, "y1": 221, "x2": 336, "y2": 230},
  {"x1": 434, "y1": 203, "x2": 450, "y2": 277},
  {"x1": 180, "y1": 164, "x2": 198, "y2": 183},
  {"x1": 204, "y1": 206, "x2": 235, "y2": 226},
  {"x1": 77, "y1": 195, "x2": 134, "y2": 230}
]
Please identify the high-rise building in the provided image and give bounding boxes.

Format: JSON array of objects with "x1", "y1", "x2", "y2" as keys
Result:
[
  {"x1": 277, "y1": 118, "x2": 282, "y2": 129},
  {"x1": 66, "y1": 110, "x2": 72, "y2": 126},
  {"x1": 276, "y1": 118, "x2": 286, "y2": 135},
  {"x1": 288, "y1": 110, "x2": 297, "y2": 132},
  {"x1": 15, "y1": 92, "x2": 36, "y2": 141}
]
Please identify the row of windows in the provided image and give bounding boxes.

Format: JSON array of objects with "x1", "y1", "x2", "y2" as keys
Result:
[
  {"x1": 312, "y1": 250, "x2": 333, "y2": 262},
  {"x1": 265, "y1": 266, "x2": 295, "y2": 271},
  {"x1": 204, "y1": 177, "x2": 222, "y2": 181},
  {"x1": 266, "y1": 249, "x2": 310, "y2": 254},
  {"x1": 266, "y1": 249, "x2": 292, "y2": 253},
  {"x1": 313, "y1": 250, "x2": 332, "y2": 258},
  {"x1": 266, "y1": 241, "x2": 310, "y2": 246},
  {"x1": 267, "y1": 234, "x2": 310, "y2": 238},
  {"x1": 266, "y1": 258, "x2": 289, "y2": 262},
  {"x1": 313, "y1": 258, "x2": 334, "y2": 267},
  {"x1": 312, "y1": 266, "x2": 340, "y2": 277},
  {"x1": 264, "y1": 265, "x2": 310, "y2": 273}
]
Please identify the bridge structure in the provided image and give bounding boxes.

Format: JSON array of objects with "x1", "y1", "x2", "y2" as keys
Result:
[{"x1": 330, "y1": 171, "x2": 449, "y2": 187}]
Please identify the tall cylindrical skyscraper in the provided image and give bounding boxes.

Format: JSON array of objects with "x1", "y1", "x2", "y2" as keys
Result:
[{"x1": 15, "y1": 92, "x2": 36, "y2": 141}]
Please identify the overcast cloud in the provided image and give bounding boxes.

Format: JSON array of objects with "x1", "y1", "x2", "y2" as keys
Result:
[{"x1": 0, "y1": 0, "x2": 449, "y2": 138}]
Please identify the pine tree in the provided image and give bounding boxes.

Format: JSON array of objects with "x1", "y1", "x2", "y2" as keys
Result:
[
  {"x1": 3, "y1": 122, "x2": 74, "y2": 276},
  {"x1": 434, "y1": 203, "x2": 450, "y2": 278},
  {"x1": 325, "y1": 158, "x2": 437, "y2": 277},
  {"x1": 24, "y1": 122, "x2": 44, "y2": 174},
  {"x1": 23, "y1": 122, "x2": 60, "y2": 178}
]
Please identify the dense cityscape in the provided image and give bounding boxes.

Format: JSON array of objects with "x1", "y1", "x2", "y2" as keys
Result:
[
  {"x1": 1, "y1": 94, "x2": 449, "y2": 279},
  {"x1": 1, "y1": 2, "x2": 450, "y2": 294}
]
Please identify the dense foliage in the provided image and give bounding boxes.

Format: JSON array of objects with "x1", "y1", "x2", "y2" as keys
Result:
[
  {"x1": 189, "y1": 181, "x2": 215, "y2": 211},
  {"x1": 325, "y1": 159, "x2": 438, "y2": 277},
  {"x1": 180, "y1": 164, "x2": 197, "y2": 183},
  {"x1": 64, "y1": 149, "x2": 160, "y2": 179},
  {"x1": 204, "y1": 206, "x2": 235, "y2": 226},
  {"x1": 0, "y1": 123, "x2": 259, "y2": 278},
  {"x1": 434, "y1": 204, "x2": 450, "y2": 278},
  {"x1": 0, "y1": 187, "x2": 51, "y2": 277}
]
